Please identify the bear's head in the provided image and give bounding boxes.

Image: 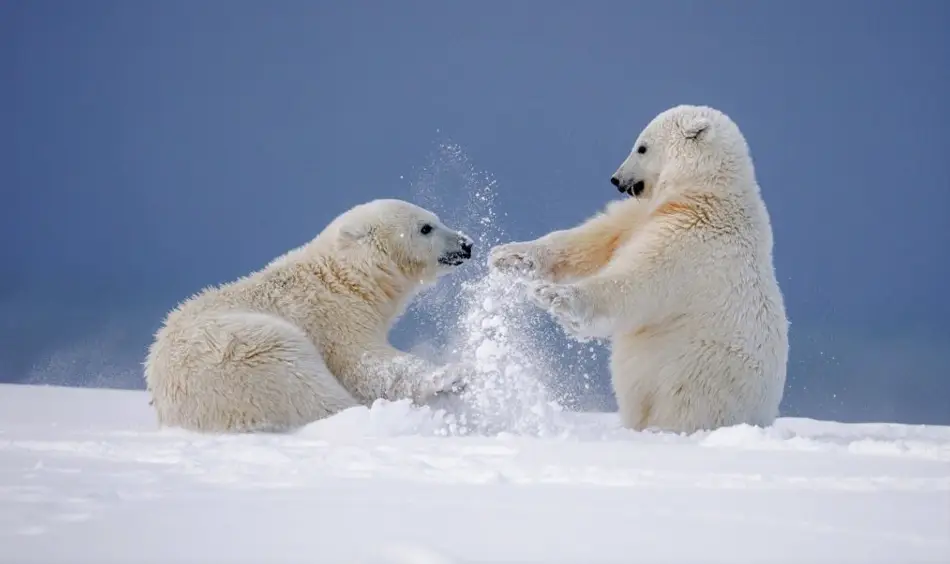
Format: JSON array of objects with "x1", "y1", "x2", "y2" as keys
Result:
[
  {"x1": 610, "y1": 105, "x2": 751, "y2": 199},
  {"x1": 334, "y1": 199, "x2": 474, "y2": 283}
]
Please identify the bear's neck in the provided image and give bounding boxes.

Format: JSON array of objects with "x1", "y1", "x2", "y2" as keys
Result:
[
  {"x1": 314, "y1": 255, "x2": 422, "y2": 326},
  {"x1": 665, "y1": 158, "x2": 755, "y2": 200}
]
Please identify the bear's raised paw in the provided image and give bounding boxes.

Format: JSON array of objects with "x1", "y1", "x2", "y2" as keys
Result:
[
  {"x1": 489, "y1": 243, "x2": 544, "y2": 279},
  {"x1": 529, "y1": 282, "x2": 599, "y2": 341},
  {"x1": 427, "y1": 363, "x2": 472, "y2": 398}
]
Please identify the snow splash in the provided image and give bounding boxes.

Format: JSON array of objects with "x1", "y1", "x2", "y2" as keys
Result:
[
  {"x1": 403, "y1": 143, "x2": 606, "y2": 436},
  {"x1": 446, "y1": 270, "x2": 564, "y2": 436}
]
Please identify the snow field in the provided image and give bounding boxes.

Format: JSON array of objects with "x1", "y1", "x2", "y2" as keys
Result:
[{"x1": 1, "y1": 384, "x2": 948, "y2": 564}]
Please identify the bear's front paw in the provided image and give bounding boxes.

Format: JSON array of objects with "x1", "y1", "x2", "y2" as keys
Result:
[
  {"x1": 489, "y1": 243, "x2": 544, "y2": 279},
  {"x1": 529, "y1": 283, "x2": 597, "y2": 340},
  {"x1": 428, "y1": 363, "x2": 471, "y2": 398}
]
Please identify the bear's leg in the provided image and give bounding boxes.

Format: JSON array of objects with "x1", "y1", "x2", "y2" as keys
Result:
[
  {"x1": 528, "y1": 232, "x2": 690, "y2": 340},
  {"x1": 337, "y1": 346, "x2": 470, "y2": 406},
  {"x1": 609, "y1": 362, "x2": 652, "y2": 432},
  {"x1": 146, "y1": 311, "x2": 358, "y2": 433},
  {"x1": 490, "y1": 198, "x2": 646, "y2": 283}
]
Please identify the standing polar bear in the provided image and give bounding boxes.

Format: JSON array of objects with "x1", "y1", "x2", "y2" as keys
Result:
[
  {"x1": 145, "y1": 199, "x2": 474, "y2": 433},
  {"x1": 490, "y1": 104, "x2": 789, "y2": 434}
]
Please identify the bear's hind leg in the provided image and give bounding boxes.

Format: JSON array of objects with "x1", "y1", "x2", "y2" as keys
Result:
[{"x1": 146, "y1": 311, "x2": 358, "y2": 433}]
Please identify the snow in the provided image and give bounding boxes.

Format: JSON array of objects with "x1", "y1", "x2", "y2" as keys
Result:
[{"x1": 1, "y1": 383, "x2": 948, "y2": 564}]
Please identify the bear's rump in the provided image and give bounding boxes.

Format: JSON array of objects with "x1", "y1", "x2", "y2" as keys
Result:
[{"x1": 147, "y1": 311, "x2": 357, "y2": 432}]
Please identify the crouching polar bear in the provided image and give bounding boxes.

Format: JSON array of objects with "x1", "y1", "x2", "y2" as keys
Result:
[
  {"x1": 145, "y1": 199, "x2": 475, "y2": 433},
  {"x1": 490, "y1": 104, "x2": 789, "y2": 434}
]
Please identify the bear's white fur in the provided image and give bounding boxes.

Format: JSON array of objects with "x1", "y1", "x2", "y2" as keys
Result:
[
  {"x1": 490, "y1": 105, "x2": 789, "y2": 434},
  {"x1": 145, "y1": 199, "x2": 474, "y2": 433}
]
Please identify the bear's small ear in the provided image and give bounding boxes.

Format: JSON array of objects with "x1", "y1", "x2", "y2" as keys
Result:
[
  {"x1": 338, "y1": 221, "x2": 376, "y2": 246},
  {"x1": 682, "y1": 116, "x2": 711, "y2": 141}
]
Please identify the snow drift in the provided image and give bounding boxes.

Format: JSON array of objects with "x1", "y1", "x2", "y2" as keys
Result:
[{"x1": 1, "y1": 384, "x2": 948, "y2": 564}]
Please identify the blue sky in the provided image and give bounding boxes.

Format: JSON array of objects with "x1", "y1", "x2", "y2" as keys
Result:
[{"x1": 3, "y1": 1, "x2": 948, "y2": 424}]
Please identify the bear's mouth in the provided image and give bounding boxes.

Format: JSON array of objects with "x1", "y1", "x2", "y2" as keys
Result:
[
  {"x1": 626, "y1": 180, "x2": 645, "y2": 197},
  {"x1": 438, "y1": 252, "x2": 470, "y2": 266}
]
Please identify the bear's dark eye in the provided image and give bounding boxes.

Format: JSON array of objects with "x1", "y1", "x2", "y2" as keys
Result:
[
  {"x1": 637, "y1": 145, "x2": 647, "y2": 154},
  {"x1": 420, "y1": 224, "x2": 433, "y2": 235}
]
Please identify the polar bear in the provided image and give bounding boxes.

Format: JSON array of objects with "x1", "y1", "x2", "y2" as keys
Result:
[
  {"x1": 144, "y1": 199, "x2": 475, "y2": 433},
  {"x1": 489, "y1": 104, "x2": 789, "y2": 434}
]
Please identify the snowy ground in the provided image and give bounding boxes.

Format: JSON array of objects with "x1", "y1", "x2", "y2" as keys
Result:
[{"x1": 0, "y1": 384, "x2": 947, "y2": 564}]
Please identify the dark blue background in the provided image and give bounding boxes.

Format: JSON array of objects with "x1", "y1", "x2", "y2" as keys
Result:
[{"x1": 3, "y1": 1, "x2": 948, "y2": 424}]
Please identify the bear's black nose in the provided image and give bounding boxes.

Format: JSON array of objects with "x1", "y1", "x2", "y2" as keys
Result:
[
  {"x1": 460, "y1": 239, "x2": 473, "y2": 257},
  {"x1": 611, "y1": 176, "x2": 622, "y2": 191}
]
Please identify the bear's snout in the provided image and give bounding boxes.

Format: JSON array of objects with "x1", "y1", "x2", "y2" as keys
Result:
[
  {"x1": 612, "y1": 176, "x2": 645, "y2": 197},
  {"x1": 438, "y1": 235, "x2": 474, "y2": 267}
]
